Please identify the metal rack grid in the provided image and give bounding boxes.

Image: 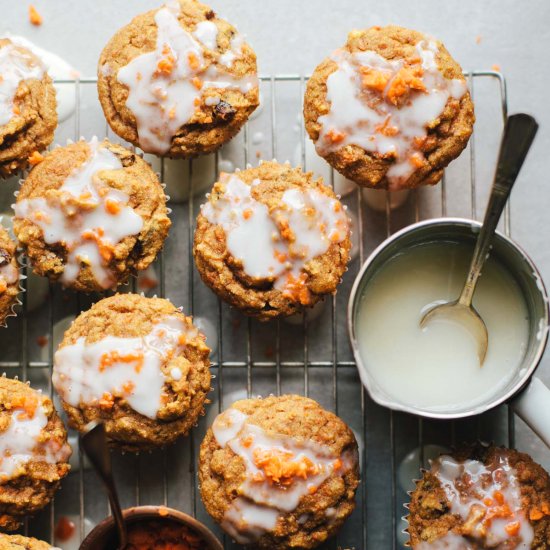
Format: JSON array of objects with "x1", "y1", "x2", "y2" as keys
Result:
[{"x1": 0, "y1": 70, "x2": 521, "y2": 549}]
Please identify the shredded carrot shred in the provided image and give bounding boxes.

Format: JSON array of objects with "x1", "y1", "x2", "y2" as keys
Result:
[
  {"x1": 252, "y1": 448, "x2": 320, "y2": 486},
  {"x1": 504, "y1": 521, "x2": 520, "y2": 536},
  {"x1": 105, "y1": 198, "x2": 121, "y2": 215},
  {"x1": 28, "y1": 4, "x2": 42, "y2": 26},
  {"x1": 283, "y1": 272, "x2": 312, "y2": 305},
  {"x1": 0, "y1": 280, "x2": 6, "y2": 294},
  {"x1": 187, "y1": 52, "x2": 200, "y2": 70},
  {"x1": 28, "y1": 151, "x2": 44, "y2": 166},
  {"x1": 99, "y1": 350, "x2": 144, "y2": 373},
  {"x1": 325, "y1": 129, "x2": 346, "y2": 144},
  {"x1": 530, "y1": 507, "x2": 544, "y2": 521},
  {"x1": 242, "y1": 208, "x2": 253, "y2": 220}
]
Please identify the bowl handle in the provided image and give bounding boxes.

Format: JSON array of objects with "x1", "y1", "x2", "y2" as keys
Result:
[{"x1": 511, "y1": 377, "x2": 550, "y2": 448}]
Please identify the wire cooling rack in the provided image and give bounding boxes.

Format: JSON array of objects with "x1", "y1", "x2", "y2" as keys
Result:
[{"x1": 0, "y1": 70, "x2": 529, "y2": 550}]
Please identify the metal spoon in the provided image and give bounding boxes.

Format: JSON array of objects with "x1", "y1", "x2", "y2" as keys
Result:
[
  {"x1": 420, "y1": 113, "x2": 538, "y2": 365},
  {"x1": 80, "y1": 422, "x2": 128, "y2": 550}
]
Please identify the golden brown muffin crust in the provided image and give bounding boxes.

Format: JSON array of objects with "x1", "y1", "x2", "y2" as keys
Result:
[
  {"x1": 193, "y1": 161, "x2": 351, "y2": 320},
  {"x1": 0, "y1": 377, "x2": 71, "y2": 532},
  {"x1": 56, "y1": 293, "x2": 211, "y2": 452},
  {"x1": 97, "y1": 0, "x2": 259, "y2": 157},
  {"x1": 304, "y1": 25, "x2": 475, "y2": 189},
  {"x1": 13, "y1": 139, "x2": 171, "y2": 292},
  {"x1": 0, "y1": 39, "x2": 57, "y2": 179},
  {"x1": 199, "y1": 395, "x2": 360, "y2": 549},
  {"x1": 0, "y1": 227, "x2": 19, "y2": 327},
  {"x1": 0, "y1": 534, "x2": 54, "y2": 550},
  {"x1": 407, "y1": 443, "x2": 550, "y2": 548}
]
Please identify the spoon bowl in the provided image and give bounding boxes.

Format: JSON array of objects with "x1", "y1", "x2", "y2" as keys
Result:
[
  {"x1": 420, "y1": 299, "x2": 488, "y2": 364},
  {"x1": 419, "y1": 113, "x2": 538, "y2": 365}
]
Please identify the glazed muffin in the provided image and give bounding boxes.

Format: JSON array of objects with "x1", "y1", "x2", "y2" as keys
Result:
[
  {"x1": 304, "y1": 26, "x2": 475, "y2": 190},
  {"x1": 0, "y1": 39, "x2": 57, "y2": 179},
  {"x1": 98, "y1": 0, "x2": 259, "y2": 157},
  {"x1": 0, "y1": 377, "x2": 71, "y2": 531},
  {"x1": 193, "y1": 161, "x2": 351, "y2": 320},
  {"x1": 0, "y1": 534, "x2": 60, "y2": 550},
  {"x1": 13, "y1": 138, "x2": 171, "y2": 293},
  {"x1": 407, "y1": 443, "x2": 550, "y2": 548},
  {"x1": 0, "y1": 227, "x2": 19, "y2": 327},
  {"x1": 199, "y1": 395, "x2": 360, "y2": 549},
  {"x1": 52, "y1": 293, "x2": 211, "y2": 452}
]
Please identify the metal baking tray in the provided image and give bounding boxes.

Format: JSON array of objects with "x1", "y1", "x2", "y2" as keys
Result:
[{"x1": 0, "y1": 71, "x2": 538, "y2": 549}]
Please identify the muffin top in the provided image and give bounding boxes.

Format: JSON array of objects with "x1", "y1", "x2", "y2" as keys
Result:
[
  {"x1": 53, "y1": 294, "x2": 211, "y2": 426},
  {"x1": 0, "y1": 38, "x2": 57, "y2": 178},
  {"x1": 98, "y1": 0, "x2": 259, "y2": 156},
  {"x1": 13, "y1": 138, "x2": 170, "y2": 292},
  {"x1": 199, "y1": 395, "x2": 359, "y2": 548},
  {"x1": 194, "y1": 162, "x2": 351, "y2": 320},
  {"x1": 408, "y1": 444, "x2": 550, "y2": 548},
  {"x1": 304, "y1": 25, "x2": 474, "y2": 190},
  {"x1": 0, "y1": 226, "x2": 19, "y2": 326},
  {"x1": 0, "y1": 534, "x2": 59, "y2": 550}
]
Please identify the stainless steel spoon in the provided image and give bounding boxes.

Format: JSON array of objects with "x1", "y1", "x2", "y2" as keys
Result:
[
  {"x1": 420, "y1": 113, "x2": 538, "y2": 365},
  {"x1": 80, "y1": 422, "x2": 128, "y2": 550}
]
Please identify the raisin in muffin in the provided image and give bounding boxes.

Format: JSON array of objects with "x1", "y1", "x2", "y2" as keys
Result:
[{"x1": 304, "y1": 26, "x2": 474, "y2": 190}]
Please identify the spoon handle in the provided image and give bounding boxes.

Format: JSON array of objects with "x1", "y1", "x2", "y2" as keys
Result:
[
  {"x1": 458, "y1": 113, "x2": 538, "y2": 306},
  {"x1": 80, "y1": 422, "x2": 128, "y2": 549}
]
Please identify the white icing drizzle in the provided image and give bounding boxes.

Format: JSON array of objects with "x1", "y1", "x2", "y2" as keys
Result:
[
  {"x1": 193, "y1": 21, "x2": 219, "y2": 50},
  {"x1": 201, "y1": 174, "x2": 349, "y2": 303},
  {"x1": 427, "y1": 455, "x2": 534, "y2": 548},
  {"x1": 0, "y1": 392, "x2": 71, "y2": 481},
  {"x1": 219, "y1": 34, "x2": 245, "y2": 68},
  {"x1": 0, "y1": 40, "x2": 46, "y2": 126},
  {"x1": 316, "y1": 41, "x2": 467, "y2": 190},
  {"x1": 13, "y1": 138, "x2": 144, "y2": 289},
  {"x1": 53, "y1": 316, "x2": 198, "y2": 419},
  {"x1": 116, "y1": 3, "x2": 257, "y2": 154},
  {"x1": 212, "y1": 407, "x2": 355, "y2": 544}
]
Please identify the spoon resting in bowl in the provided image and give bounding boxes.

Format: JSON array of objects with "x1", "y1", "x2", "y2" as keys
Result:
[{"x1": 420, "y1": 113, "x2": 538, "y2": 365}]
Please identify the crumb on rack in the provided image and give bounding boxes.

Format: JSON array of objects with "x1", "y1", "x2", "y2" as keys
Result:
[
  {"x1": 36, "y1": 335, "x2": 48, "y2": 348},
  {"x1": 475, "y1": 35, "x2": 482, "y2": 44},
  {"x1": 492, "y1": 64, "x2": 501, "y2": 72},
  {"x1": 28, "y1": 4, "x2": 43, "y2": 26}
]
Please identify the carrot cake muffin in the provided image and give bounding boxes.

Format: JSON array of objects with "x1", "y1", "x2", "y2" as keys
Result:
[
  {"x1": 0, "y1": 377, "x2": 71, "y2": 532},
  {"x1": 52, "y1": 294, "x2": 211, "y2": 452},
  {"x1": 407, "y1": 443, "x2": 550, "y2": 548},
  {"x1": 0, "y1": 227, "x2": 19, "y2": 327},
  {"x1": 304, "y1": 26, "x2": 475, "y2": 190},
  {"x1": 0, "y1": 39, "x2": 57, "y2": 179},
  {"x1": 199, "y1": 395, "x2": 360, "y2": 549},
  {"x1": 98, "y1": 0, "x2": 259, "y2": 157},
  {"x1": 13, "y1": 138, "x2": 171, "y2": 293},
  {"x1": 0, "y1": 534, "x2": 60, "y2": 550},
  {"x1": 193, "y1": 162, "x2": 351, "y2": 320}
]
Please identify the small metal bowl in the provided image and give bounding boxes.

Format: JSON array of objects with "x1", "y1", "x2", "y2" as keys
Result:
[
  {"x1": 348, "y1": 218, "x2": 550, "y2": 425},
  {"x1": 79, "y1": 505, "x2": 223, "y2": 550}
]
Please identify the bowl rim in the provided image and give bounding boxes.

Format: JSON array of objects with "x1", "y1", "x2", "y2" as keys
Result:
[
  {"x1": 347, "y1": 216, "x2": 550, "y2": 420},
  {"x1": 79, "y1": 504, "x2": 223, "y2": 550}
]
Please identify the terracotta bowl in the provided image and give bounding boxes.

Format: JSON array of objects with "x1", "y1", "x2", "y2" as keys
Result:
[{"x1": 79, "y1": 505, "x2": 223, "y2": 550}]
